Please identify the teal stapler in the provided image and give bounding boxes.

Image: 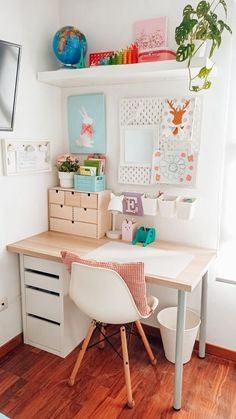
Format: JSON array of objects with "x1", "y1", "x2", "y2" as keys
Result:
[{"x1": 132, "y1": 226, "x2": 156, "y2": 247}]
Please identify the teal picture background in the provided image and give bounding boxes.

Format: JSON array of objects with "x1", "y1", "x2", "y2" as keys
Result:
[{"x1": 68, "y1": 93, "x2": 106, "y2": 154}]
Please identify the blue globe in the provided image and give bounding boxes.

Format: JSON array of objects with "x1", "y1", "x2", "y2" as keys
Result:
[{"x1": 52, "y1": 26, "x2": 87, "y2": 67}]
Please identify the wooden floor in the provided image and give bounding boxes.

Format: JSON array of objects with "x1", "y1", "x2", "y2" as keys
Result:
[{"x1": 0, "y1": 329, "x2": 235, "y2": 419}]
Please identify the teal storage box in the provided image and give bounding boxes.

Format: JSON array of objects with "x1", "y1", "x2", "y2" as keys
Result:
[{"x1": 74, "y1": 175, "x2": 106, "y2": 192}]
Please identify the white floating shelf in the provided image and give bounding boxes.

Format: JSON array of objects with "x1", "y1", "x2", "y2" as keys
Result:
[{"x1": 38, "y1": 58, "x2": 214, "y2": 88}]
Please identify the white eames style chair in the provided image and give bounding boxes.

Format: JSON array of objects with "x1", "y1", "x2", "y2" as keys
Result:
[{"x1": 68, "y1": 262, "x2": 159, "y2": 408}]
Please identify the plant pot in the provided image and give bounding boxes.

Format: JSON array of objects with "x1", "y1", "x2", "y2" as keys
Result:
[
  {"x1": 176, "y1": 197, "x2": 197, "y2": 220},
  {"x1": 58, "y1": 172, "x2": 74, "y2": 188},
  {"x1": 158, "y1": 195, "x2": 177, "y2": 218}
]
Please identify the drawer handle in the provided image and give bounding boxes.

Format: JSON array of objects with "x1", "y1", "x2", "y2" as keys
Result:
[
  {"x1": 84, "y1": 208, "x2": 87, "y2": 211},
  {"x1": 72, "y1": 221, "x2": 74, "y2": 224},
  {"x1": 56, "y1": 190, "x2": 59, "y2": 193},
  {"x1": 26, "y1": 285, "x2": 59, "y2": 296},
  {"x1": 72, "y1": 191, "x2": 74, "y2": 195},
  {"x1": 60, "y1": 205, "x2": 63, "y2": 208},
  {"x1": 88, "y1": 193, "x2": 90, "y2": 197},
  {"x1": 28, "y1": 313, "x2": 60, "y2": 326},
  {"x1": 25, "y1": 268, "x2": 59, "y2": 279}
]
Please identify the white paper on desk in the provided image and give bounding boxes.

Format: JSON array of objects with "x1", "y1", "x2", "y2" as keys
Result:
[{"x1": 85, "y1": 242, "x2": 194, "y2": 279}]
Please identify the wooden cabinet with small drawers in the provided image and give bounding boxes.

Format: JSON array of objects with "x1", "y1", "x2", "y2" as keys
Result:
[{"x1": 48, "y1": 187, "x2": 111, "y2": 239}]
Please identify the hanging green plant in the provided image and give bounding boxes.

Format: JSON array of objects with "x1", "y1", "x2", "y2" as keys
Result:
[{"x1": 175, "y1": 0, "x2": 232, "y2": 92}]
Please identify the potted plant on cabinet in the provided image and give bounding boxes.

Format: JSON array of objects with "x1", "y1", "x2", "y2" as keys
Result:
[
  {"x1": 56, "y1": 154, "x2": 80, "y2": 188},
  {"x1": 175, "y1": 0, "x2": 232, "y2": 92}
]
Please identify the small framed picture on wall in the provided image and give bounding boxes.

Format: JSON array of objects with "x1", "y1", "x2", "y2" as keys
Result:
[{"x1": 68, "y1": 93, "x2": 106, "y2": 154}]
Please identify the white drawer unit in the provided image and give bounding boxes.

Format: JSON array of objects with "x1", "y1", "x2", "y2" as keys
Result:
[
  {"x1": 24, "y1": 270, "x2": 60, "y2": 293},
  {"x1": 48, "y1": 187, "x2": 111, "y2": 239},
  {"x1": 25, "y1": 287, "x2": 60, "y2": 323},
  {"x1": 26, "y1": 315, "x2": 61, "y2": 352},
  {"x1": 21, "y1": 255, "x2": 91, "y2": 357}
]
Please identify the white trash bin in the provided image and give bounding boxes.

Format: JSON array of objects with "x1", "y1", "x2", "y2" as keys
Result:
[{"x1": 157, "y1": 307, "x2": 201, "y2": 364}]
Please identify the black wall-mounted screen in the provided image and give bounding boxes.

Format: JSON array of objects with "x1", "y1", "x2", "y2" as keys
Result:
[{"x1": 0, "y1": 40, "x2": 21, "y2": 131}]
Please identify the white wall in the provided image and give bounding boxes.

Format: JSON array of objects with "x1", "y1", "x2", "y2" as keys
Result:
[
  {"x1": 0, "y1": 0, "x2": 63, "y2": 346},
  {"x1": 60, "y1": 0, "x2": 236, "y2": 351}
]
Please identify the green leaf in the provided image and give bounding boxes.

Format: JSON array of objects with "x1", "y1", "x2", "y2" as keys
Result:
[
  {"x1": 176, "y1": 44, "x2": 194, "y2": 61},
  {"x1": 195, "y1": 20, "x2": 208, "y2": 39},
  {"x1": 203, "y1": 80, "x2": 212, "y2": 89},
  {"x1": 224, "y1": 23, "x2": 232, "y2": 34},
  {"x1": 192, "y1": 86, "x2": 200, "y2": 92},
  {"x1": 218, "y1": 20, "x2": 225, "y2": 33},
  {"x1": 219, "y1": 0, "x2": 227, "y2": 17},
  {"x1": 205, "y1": 14, "x2": 219, "y2": 31},
  {"x1": 210, "y1": 12, "x2": 217, "y2": 22},
  {"x1": 209, "y1": 38, "x2": 219, "y2": 58},
  {"x1": 183, "y1": 4, "x2": 195, "y2": 17},
  {"x1": 175, "y1": 24, "x2": 188, "y2": 44},
  {"x1": 175, "y1": 20, "x2": 198, "y2": 44},
  {"x1": 198, "y1": 66, "x2": 212, "y2": 78},
  {"x1": 196, "y1": 1, "x2": 210, "y2": 18}
]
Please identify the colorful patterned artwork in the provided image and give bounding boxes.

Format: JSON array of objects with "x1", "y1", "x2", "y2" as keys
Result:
[
  {"x1": 152, "y1": 150, "x2": 197, "y2": 186},
  {"x1": 134, "y1": 17, "x2": 168, "y2": 53},
  {"x1": 160, "y1": 98, "x2": 196, "y2": 141},
  {"x1": 68, "y1": 93, "x2": 106, "y2": 154}
]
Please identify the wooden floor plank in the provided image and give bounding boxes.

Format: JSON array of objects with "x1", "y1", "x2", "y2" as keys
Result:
[{"x1": 0, "y1": 330, "x2": 235, "y2": 419}]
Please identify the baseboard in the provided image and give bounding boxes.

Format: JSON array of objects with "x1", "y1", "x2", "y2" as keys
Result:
[
  {"x1": 194, "y1": 341, "x2": 236, "y2": 362},
  {"x1": 142, "y1": 324, "x2": 236, "y2": 363},
  {"x1": 0, "y1": 333, "x2": 23, "y2": 358}
]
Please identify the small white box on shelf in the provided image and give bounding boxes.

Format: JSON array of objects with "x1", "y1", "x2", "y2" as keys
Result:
[
  {"x1": 176, "y1": 197, "x2": 197, "y2": 220},
  {"x1": 158, "y1": 194, "x2": 177, "y2": 218},
  {"x1": 142, "y1": 195, "x2": 158, "y2": 216}
]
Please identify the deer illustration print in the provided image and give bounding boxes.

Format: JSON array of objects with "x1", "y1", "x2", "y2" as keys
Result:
[
  {"x1": 167, "y1": 99, "x2": 190, "y2": 136},
  {"x1": 76, "y1": 107, "x2": 94, "y2": 148}
]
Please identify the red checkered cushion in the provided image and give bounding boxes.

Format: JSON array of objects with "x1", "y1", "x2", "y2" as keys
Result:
[{"x1": 61, "y1": 251, "x2": 150, "y2": 316}]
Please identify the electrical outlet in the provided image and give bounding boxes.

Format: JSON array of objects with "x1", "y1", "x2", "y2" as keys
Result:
[{"x1": 0, "y1": 297, "x2": 8, "y2": 312}]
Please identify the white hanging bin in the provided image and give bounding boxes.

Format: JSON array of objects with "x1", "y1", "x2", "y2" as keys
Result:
[
  {"x1": 142, "y1": 195, "x2": 158, "y2": 216},
  {"x1": 176, "y1": 197, "x2": 197, "y2": 220},
  {"x1": 158, "y1": 194, "x2": 177, "y2": 218}
]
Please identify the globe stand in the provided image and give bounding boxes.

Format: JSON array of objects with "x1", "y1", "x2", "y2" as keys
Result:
[{"x1": 61, "y1": 64, "x2": 77, "y2": 69}]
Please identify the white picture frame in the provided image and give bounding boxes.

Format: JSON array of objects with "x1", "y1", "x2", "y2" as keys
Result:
[{"x1": 1, "y1": 139, "x2": 51, "y2": 176}]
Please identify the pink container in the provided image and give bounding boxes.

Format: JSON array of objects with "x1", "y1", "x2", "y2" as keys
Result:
[
  {"x1": 138, "y1": 49, "x2": 176, "y2": 63},
  {"x1": 122, "y1": 220, "x2": 138, "y2": 242}
]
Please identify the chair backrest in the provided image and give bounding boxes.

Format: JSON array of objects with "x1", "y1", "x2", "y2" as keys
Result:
[{"x1": 70, "y1": 262, "x2": 141, "y2": 324}]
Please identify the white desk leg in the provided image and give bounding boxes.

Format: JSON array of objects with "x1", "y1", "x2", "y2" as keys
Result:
[
  {"x1": 199, "y1": 271, "x2": 208, "y2": 358},
  {"x1": 173, "y1": 290, "x2": 187, "y2": 411}
]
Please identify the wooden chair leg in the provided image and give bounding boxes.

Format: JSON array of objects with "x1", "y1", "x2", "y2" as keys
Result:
[
  {"x1": 98, "y1": 323, "x2": 107, "y2": 350},
  {"x1": 120, "y1": 326, "x2": 135, "y2": 409},
  {"x1": 135, "y1": 320, "x2": 157, "y2": 365},
  {"x1": 68, "y1": 319, "x2": 96, "y2": 386}
]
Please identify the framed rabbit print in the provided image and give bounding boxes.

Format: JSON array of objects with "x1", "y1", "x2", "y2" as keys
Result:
[{"x1": 68, "y1": 93, "x2": 106, "y2": 154}]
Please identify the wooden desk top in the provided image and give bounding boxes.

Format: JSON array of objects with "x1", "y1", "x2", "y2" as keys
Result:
[{"x1": 7, "y1": 231, "x2": 216, "y2": 293}]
